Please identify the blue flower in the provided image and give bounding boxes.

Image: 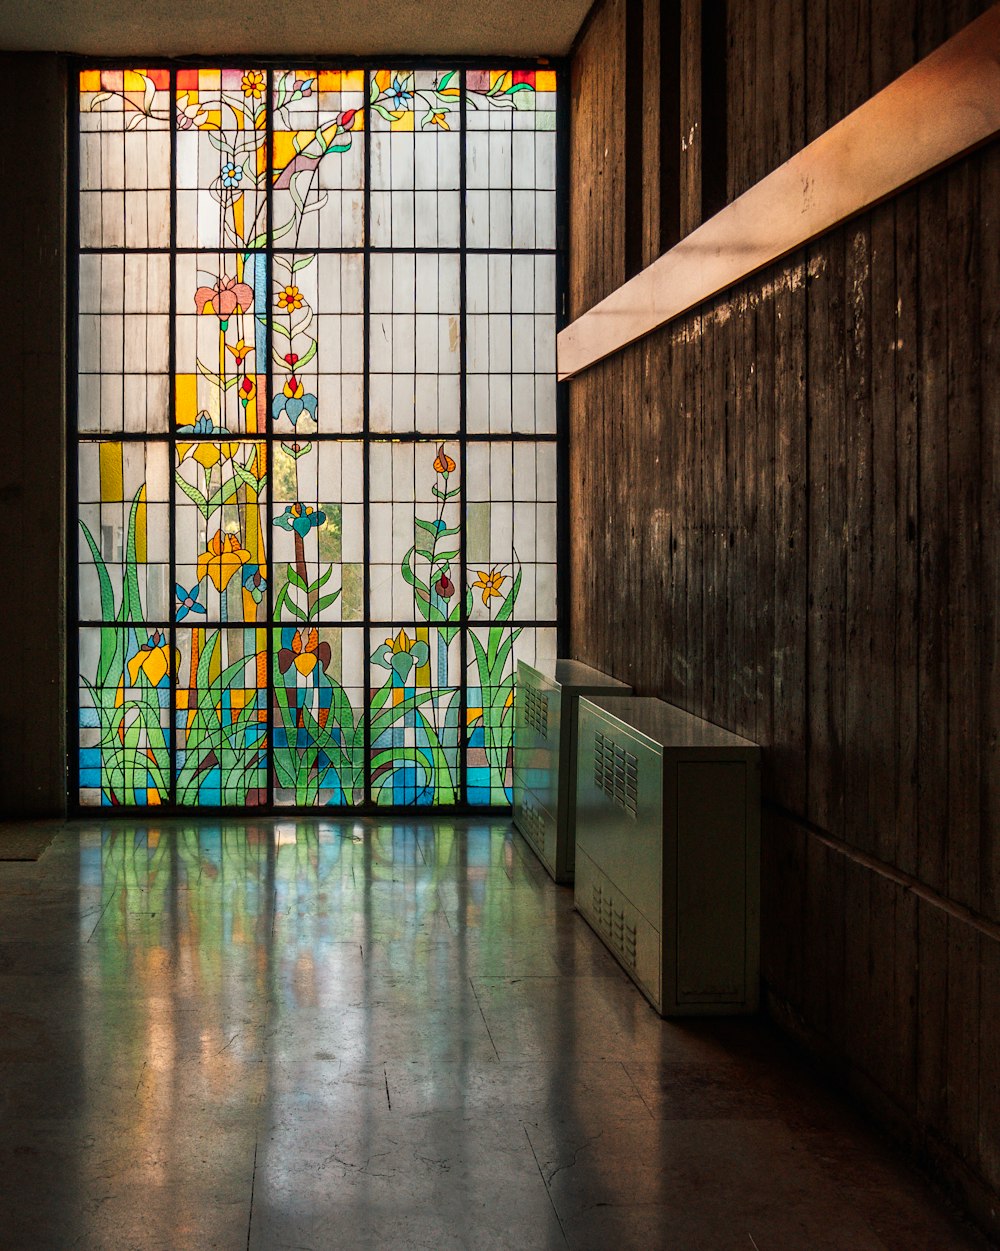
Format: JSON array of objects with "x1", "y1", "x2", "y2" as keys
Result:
[
  {"x1": 389, "y1": 75, "x2": 412, "y2": 108},
  {"x1": 372, "y1": 628, "x2": 429, "y2": 684},
  {"x1": 192, "y1": 412, "x2": 229, "y2": 435},
  {"x1": 271, "y1": 378, "x2": 318, "y2": 428},
  {"x1": 242, "y1": 564, "x2": 266, "y2": 604},
  {"x1": 274, "y1": 502, "x2": 325, "y2": 538},
  {"x1": 175, "y1": 582, "x2": 207, "y2": 622},
  {"x1": 221, "y1": 162, "x2": 242, "y2": 188}
]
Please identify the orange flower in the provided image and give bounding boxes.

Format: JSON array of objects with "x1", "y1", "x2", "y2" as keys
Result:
[
  {"x1": 226, "y1": 338, "x2": 253, "y2": 365},
  {"x1": 277, "y1": 285, "x2": 304, "y2": 311},
  {"x1": 433, "y1": 444, "x2": 456, "y2": 475},
  {"x1": 472, "y1": 568, "x2": 506, "y2": 607},
  {"x1": 428, "y1": 111, "x2": 449, "y2": 130},
  {"x1": 197, "y1": 530, "x2": 252, "y2": 592}
]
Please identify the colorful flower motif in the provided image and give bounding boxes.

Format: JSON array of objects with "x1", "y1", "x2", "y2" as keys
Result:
[
  {"x1": 176, "y1": 413, "x2": 238, "y2": 471},
  {"x1": 127, "y1": 630, "x2": 172, "y2": 687},
  {"x1": 277, "y1": 627, "x2": 331, "y2": 677},
  {"x1": 271, "y1": 375, "x2": 318, "y2": 427},
  {"x1": 428, "y1": 111, "x2": 449, "y2": 130},
  {"x1": 194, "y1": 275, "x2": 254, "y2": 321},
  {"x1": 388, "y1": 74, "x2": 412, "y2": 108},
  {"x1": 473, "y1": 568, "x2": 506, "y2": 607},
  {"x1": 221, "y1": 161, "x2": 242, "y2": 188},
  {"x1": 175, "y1": 582, "x2": 207, "y2": 622},
  {"x1": 434, "y1": 572, "x2": 455, "y2": 598},
  {"x1": 242, "y1": 70, "x2": 265, "y2": 99},
  {"x1": 339, "y1": 108, "x2": 358, "y2": 129},
  {"x1": 197, "y1": 530, "x2": 252, "y2": 592},
  {"x1": 242, "y1": 564, "x2": 266, "y2": 604},
  {"x1": 372, "y1": 628, "x2": 430, "y2": 683},
  {"x1": 226, "y1": 338, "x2": 253, "y2": 365},
  {"x1": 433, "y1": 444, "x2": 456, "y2": 475},
  {"x1": 277, "y1": 285, "x2": 304, "y2": 312},
  {"x1": 292, "y1": 77, "x2": 315, "y2": 98},
  {"x1": 176, "y1": 93, "x2": 209, "y2": 130},
  {"x1": 273, "y1": 501, "x2": 325, "y2": 538}
]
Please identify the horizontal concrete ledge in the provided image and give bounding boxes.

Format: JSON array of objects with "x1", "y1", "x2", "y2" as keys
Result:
[
  {"x1": 557, "y1": 5, "x2": 1000, "y2": 379},
  {"x1": 766, "y1": 804, "x2": 1000, "y2": 947}
]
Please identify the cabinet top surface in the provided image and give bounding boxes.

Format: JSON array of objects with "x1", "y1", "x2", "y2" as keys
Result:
[
  {"x1": 580, "y1": 696, "x2": 760, "y2": 751},
  {"x1": 518, "y1": 658, "x2": 633, "y2": 694}
]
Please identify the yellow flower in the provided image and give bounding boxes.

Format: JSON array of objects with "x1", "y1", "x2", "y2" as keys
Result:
[
  {"x1": 242, "y1": 70, "x2": 265, "y2": 100},
  {"x1": 176, "y1": 413, "x2": 239, "y2": 471},
  {"x1": 473, "y1": 568, "x2": 506, "y2": 607},
  {"x1": 277, "y1": 285, "x2": 304, "y2": 311},
  {"x1": 226, "y1": 338, "x2": 253, "y2": 365},
  {"x1": 197, "y1": 530, "x2": 252, "y2": 592},
  {"x1": 429, "y1": 111, "x2": 449, "y2": 130},
  {"x1": 386, "y1": 628, "x2": 414, "y2": 654},
  {"x1": 127, "y1": 631, "x2": 172, "y2": 688}
]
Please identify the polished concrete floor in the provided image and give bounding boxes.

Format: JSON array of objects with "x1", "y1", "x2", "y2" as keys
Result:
[{"x1": 0, "y1": 819, "x2": 991, "y2": 1250}]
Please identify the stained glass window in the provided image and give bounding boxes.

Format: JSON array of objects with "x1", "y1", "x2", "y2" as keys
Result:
[{"x1": 74, "y1": 65, "x2": 561, "y2": 810}]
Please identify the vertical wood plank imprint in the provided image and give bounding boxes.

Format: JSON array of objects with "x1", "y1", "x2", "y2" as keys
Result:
[
  {"x1": 979, "y1": 936, "x2": 1000, "y2": 1189},
  {"x1": 980, "y1": 144, "x2": 1000, "y2": 924},
  {"x1": 868, "y1": 199, "x2": 898, "y2": 866},
  {"x1": 916, "y1": 898, "x2": 949, "y2": 1132},
  {"x1": 806, "y1": 230, "x2": 847, "y2": 841},
  {"x1": 916, "y1": 171, "x2": 949, "y2": 896},
  {"x1": 641, "y1": 0, "x2": 663, "y2": 268},
  {"x1": 771, "y1": 254, "x2": 808, "y2": 814},
  {"x1": 893, "y1": 187, "x2": 920, "y2": 880},
  {"x1": 844, "y1": 215, "x2": 875, "y2": 858},
  {"x1": 679, "y1": 0, "x2": 702, "y2": 238},
  {"x1": 945, "y1": 157, "x2": 982, "y2": 914},
  {"x1": 945, "y1": 915, "x2": 982, "y2": 1172}
]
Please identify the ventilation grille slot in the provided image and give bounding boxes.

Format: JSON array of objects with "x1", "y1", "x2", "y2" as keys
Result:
[
  {"x1": 522, "y1": 686, "x2": 549, "y2": 739},
  {"x1": 517, "y1": 793, "x2": 545, "y2": 848},
  {"x1": 590, "y1": 880, "x2": 637, "y2": 969},
  {"x1": 593, "y1": 731, "x2": 639, "y2": 818}
]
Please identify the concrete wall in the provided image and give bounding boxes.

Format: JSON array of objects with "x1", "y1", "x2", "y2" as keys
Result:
[
  {"x1": 0, "y1": 53, "x2": 67, "y2": 816},
  {"x1": 567, "y1": 0, "x2": 1000, "y2": 1239}
]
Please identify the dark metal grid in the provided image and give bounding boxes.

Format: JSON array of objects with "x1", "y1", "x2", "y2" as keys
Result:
[
  {"x1": 168, "y1": 66, "x2": 178, "y2": 804},
  {"x1": 70, "y1": 58, "x2": 565, "y2": 816}
]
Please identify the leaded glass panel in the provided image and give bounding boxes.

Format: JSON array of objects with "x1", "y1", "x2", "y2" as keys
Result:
[{"x1": 74, "y1": 63, "x2": 561, "y2": 810}]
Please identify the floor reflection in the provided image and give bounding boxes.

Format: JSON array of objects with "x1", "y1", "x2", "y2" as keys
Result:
[{"x1": 0, "y1": 819, "x2": 989, "y2": 1250}]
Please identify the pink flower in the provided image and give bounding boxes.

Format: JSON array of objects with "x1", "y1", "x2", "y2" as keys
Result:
[{"x1": 194, "y1": 275, "x2": 254, "y2": 320}]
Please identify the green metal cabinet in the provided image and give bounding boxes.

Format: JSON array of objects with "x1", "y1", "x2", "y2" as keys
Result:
[
  {"x1": 512, "y1": 660, "x2": 631, "y2": 883},
  {"x1": 574, "y1": 696, "x2": 761, "y2": 1016}
]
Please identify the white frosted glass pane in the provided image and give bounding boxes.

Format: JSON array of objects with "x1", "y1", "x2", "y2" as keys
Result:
[
  {"x1": 511, "y1": 315, "x2": 534, "y2": 371},
  {"x1": 535, "y1": 255, "x2": 556, "y2": 313},
  {"x1": 413, "y1": 134, "x2": 437, "y2": 188},
  {"x1": 392, "y1": 315, "x2": 416, "y2": 372},
  {"x1": 489, "y1": 191, "x2": 512, "y2": 250},
  {"x1": 489, "y1": 132, "x2": 512, "y2": 186},
  {"x1": 100, "y1": 191, "x2": 125, "y2": 247},
  {"x1": 536, "y1": 191, "x2": 557, "y2": 249},
  {"x1": 370, "y1": 313, "x2": 392, "y2": 372},
  {"x1": 512, "y1": 133, "x2": 535, "y2": 189},
  {"x1": 535, "y1": 317, "x2": 556, "y2": 371},
  {"x1": 466, "y1": 132, "x2": 488, "y2": 188},
  {"x1": 466, "y1": 189, "x2": 488, "y2": 248},
  {"x1": 102, "y1": 133, "x2": 125, "y2": 187},
  {"x1": 537, "y1": 133, "x2": 556, "y2": 189},
  {"x1": 511, "y1": 190, "x2": 535, "y2": 249}
]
